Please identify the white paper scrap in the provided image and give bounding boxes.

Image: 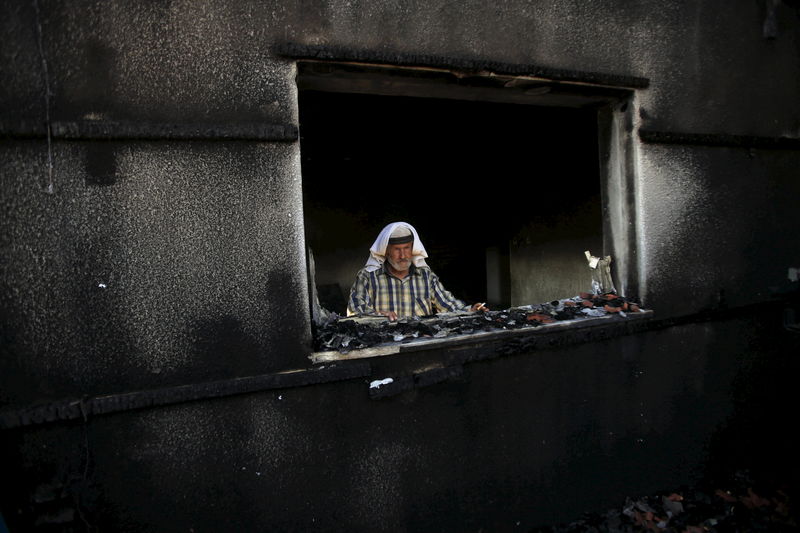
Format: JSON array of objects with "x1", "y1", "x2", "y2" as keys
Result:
[{"x1": 369, "y1": 378, "x2": 394, "y2": 389}]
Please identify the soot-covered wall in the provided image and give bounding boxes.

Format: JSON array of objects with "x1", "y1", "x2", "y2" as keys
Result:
[
  {"x1": 2, "y1": 2, "x2": 311, "y2": 408},
  {"x1": 2, "y1": 141, "x2": 308, "y2": 403},
  {"x1": 4, "y1": 0, "x2": 798, "y2": 399},
  {"x1": 2, "y1": 0, "x2": 800, "y2": 531},
  {"x1": 2, "y1": 311, "x2": 797, "y2": 531}
]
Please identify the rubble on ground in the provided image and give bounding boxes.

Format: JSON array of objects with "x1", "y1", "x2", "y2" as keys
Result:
[
  {"x1": 531, "y1": 470, "x2": 797, "y2": 533},
  {"x1": 313, "y1": 293, "x2": 644, "y2": 353}
]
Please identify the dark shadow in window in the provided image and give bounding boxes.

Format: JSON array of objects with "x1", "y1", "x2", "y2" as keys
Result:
[{"x1": 300, "y1": 90, "x2": 602, "y2": 315}]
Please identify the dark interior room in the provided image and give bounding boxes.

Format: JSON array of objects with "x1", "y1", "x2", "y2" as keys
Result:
[{"x1": 300, "y1": 89, "x2": 602, "y2": 314}]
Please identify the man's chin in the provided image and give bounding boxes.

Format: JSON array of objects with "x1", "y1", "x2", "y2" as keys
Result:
[{"x1": 388, "y1": 260, "x2": 411, "y2": 272}]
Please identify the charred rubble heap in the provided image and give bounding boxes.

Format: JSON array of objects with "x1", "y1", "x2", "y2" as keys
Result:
[
  {"x1": 532, "y1": 470, "x2": 797, "y2": 533},
  {"x1": 314, "y1": 293, "x2": 644, "y2": 353}
]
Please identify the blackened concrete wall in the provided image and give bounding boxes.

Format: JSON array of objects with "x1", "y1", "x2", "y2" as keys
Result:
[
  {"x1": 2, "y1": 2, "x2": 311, "y2": 407},
  {"x1": 2, "y1": 312, "x2": 796, "y2": 531},
  {"x1": 2, "y1": 0, "x2": 799, "y2": 530},
  {"x1": 638, "y1": 144, "x2": 800, "y2": 315},
  {"x1": 2, "y1": 140, "x2": 309, "y2": 405}
]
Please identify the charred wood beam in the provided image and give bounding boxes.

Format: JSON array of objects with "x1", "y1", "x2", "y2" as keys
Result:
[
  {"x1": 639, "y1": 130, "x2": 800, "y2": 150},
  {"x1": 275, "y1": 42, "x2": 650, "y2": 89},
  {"x1": 0, "y1": 121, "x2": 298, "y2": 142},
  {"x1": 0, "y1": 362, "x2": 370, "y2": 430}
]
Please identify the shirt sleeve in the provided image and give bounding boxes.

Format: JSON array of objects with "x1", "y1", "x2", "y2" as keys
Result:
[
  {"x1": 428, "y1": 270, "x2": 470, "y2": 313},
  {"x1": 347, "y1": 269, "x2": 377, "y2": 316}
]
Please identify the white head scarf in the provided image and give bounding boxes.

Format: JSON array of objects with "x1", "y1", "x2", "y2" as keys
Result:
[{"x1": 364, "y1": 221, "x2": 429, "y2": 272}]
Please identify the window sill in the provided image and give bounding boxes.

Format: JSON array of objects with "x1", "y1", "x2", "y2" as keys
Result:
[{"x1": 311, "y1": 309, "x2": 654, "y2": 364}]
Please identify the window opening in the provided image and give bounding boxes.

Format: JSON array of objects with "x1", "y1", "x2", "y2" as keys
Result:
[{"x1": 297, "y1": 64, "x2": 639, "y2": 355}]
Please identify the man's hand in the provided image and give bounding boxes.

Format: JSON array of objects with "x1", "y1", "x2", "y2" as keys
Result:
[
  {"x1": 380, "y1": 310, "x2": 398, "y2": 321},
  {"x1": 470, "y1": 302, "x2": 489, "y2": 312}
]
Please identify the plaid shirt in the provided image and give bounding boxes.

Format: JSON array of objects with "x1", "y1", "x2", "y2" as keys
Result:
[{"x1": 347, "y1": 264, "x2": 469, "y2": 317}]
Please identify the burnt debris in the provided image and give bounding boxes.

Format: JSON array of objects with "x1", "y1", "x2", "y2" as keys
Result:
[
  {"x1": 313, "y1": 293, "x2": 644, "y2": 353},
  {"x1": 532, "y1": 470, "x2": 797, "y2": 533}
]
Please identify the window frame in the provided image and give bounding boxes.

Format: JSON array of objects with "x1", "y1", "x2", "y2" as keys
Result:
[{"x1": 294, "y1": 60, "x2": 642, "y2": 360}]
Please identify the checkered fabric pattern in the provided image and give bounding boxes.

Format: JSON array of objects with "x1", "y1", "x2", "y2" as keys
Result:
[{"x1": 347, "y1": 264, "x2": 469, "y2": 317}]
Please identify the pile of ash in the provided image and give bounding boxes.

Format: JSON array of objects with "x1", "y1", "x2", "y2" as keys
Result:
[
  {"x1": 532, "y1": 471, "x2": 796, "y2": 533},
  {"x1": 313, "y1": 293, "x2": 644, "y2": 353}
]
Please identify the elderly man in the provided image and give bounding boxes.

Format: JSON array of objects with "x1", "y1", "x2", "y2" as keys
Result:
[{"x1": 347, "y1": 222, "x2": 487, "y2": 320}]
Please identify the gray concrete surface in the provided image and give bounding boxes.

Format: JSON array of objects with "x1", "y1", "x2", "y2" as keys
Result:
[{"x1": 2, "y1": 0, "x2": 799, "y2": 530}]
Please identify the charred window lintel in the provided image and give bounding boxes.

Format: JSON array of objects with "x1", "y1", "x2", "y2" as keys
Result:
[
  {"x1": 296, "y1": 60, "x2": 633, "y2": 109},
  {"x1": 276, "y1": 42, "x2": 649, "y2": 90}
]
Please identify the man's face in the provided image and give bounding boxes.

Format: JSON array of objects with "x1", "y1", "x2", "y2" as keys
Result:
[{"x1": 386, "y1": 242, "x2": 413, "y2": 272}]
